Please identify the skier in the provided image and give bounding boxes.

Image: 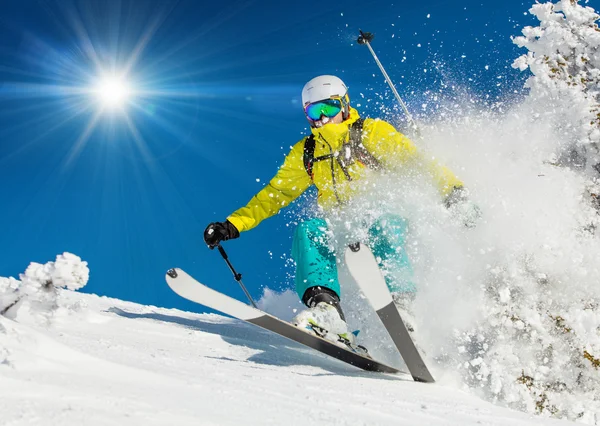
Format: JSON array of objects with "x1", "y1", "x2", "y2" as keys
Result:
[{"x1": 204, "y1": 75, "x2": 479, "y2": 345}]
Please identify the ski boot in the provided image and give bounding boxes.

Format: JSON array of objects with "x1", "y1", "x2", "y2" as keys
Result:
[{"x1": 293, "y1": 287, "x2": 370, "y2": 357}]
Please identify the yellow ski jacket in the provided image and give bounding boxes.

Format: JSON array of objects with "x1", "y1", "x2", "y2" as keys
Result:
[{"x1": 227, "y1": 108, "x2": 463, "y2": 233}]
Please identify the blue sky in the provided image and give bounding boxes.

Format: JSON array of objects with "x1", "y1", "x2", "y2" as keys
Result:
[{"x1": 0, "y1": 0, "x2": 588, "y2": 314}]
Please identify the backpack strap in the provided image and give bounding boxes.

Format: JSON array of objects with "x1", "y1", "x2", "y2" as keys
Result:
[
  {"x1": 303, "y1": 135, "x2": 316, "y2": 179},
  {"x1": 303, "y1": 134, "x2": 335, "y2": 179}
]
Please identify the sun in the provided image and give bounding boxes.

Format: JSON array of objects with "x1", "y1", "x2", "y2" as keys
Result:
[{"x1": 94, "y1": 75, "x2": 132, "y2": 109}]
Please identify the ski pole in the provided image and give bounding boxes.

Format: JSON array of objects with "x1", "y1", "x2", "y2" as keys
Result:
[
  {"x1": 215, "y1": 244, "x2": 257, "y2": 308},
  {"x1": 357, "y1": 30, "x2": 422, "y2": 139}
]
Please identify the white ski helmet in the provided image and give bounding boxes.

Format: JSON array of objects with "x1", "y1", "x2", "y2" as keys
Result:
[{"x1": 302, "y1": 75, "x2": 350, "y2": 119}]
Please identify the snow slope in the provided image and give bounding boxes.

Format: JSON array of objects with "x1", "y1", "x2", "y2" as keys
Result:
[{"x1": 0, "y1": 289, "x2": 570, "y2": 426}]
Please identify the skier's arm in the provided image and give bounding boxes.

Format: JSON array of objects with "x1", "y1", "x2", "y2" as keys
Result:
[
  {"x1": 362, "y1": 119, "x2": 464, "y2": 198},
  {"x1": 227, "y1": 140, "x2": 312, "y2": 233}
]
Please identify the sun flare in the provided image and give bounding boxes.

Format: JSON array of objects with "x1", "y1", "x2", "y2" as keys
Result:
[{"x1": 94, "y1": 75, "x2": 132, "y2": 109}]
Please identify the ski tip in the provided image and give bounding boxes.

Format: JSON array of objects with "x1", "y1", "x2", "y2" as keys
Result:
[{"x1": 166, "y1": 268, "x2": 178, "y2": 279}]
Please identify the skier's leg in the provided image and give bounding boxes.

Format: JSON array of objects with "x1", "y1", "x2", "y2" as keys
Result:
[
  {"x1": 292, "y1": 218, "x2": 350, "y2": 340},
  {"x1": 368, "y1": 213, "x2": 416, "y2": 293},
  {"x1": 292, "y1": 218, "x2": 341, "y2": 301}
]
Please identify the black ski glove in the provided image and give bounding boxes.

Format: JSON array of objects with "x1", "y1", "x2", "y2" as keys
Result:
[{"x1": 204, "y1": 221, "x2": 240, "y2": 248}]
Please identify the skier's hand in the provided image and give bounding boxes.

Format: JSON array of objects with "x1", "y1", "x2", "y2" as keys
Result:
[
  {"x1": 203, "y1": 221, "x2": 240, "y2": 248},
  {"x1": 445, "y1": 187, "x2": 482, "y2": 228}
]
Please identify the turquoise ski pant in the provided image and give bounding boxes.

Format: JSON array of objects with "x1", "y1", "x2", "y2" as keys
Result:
[{"x1": 291, "y1": 215, "x2": 415, "y2": 301}]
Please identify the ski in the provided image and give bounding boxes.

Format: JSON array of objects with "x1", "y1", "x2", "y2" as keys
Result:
[
  {"x1": 165, "y1": 268, "x2": 401, "y2": 374},
  {"x1": 345, "y1": 243, "x2": 435, "y2": 383}
]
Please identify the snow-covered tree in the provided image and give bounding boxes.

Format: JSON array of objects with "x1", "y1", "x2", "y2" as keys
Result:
[
  {"x1": 0, "y1": 253, "x2": 89, "y2": 321},
  {"x1": 512, "y1": 0, "x2": 600, "y2": 174}
]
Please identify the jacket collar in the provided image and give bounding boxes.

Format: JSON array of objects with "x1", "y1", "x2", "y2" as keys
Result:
[{"x1": 310, "y1": 107, "x2": 360, "y2": 151}]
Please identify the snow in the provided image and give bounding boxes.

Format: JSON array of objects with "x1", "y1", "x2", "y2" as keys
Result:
[{"x1": 0, "y1": 289, "x2": 570, "y2": 426}]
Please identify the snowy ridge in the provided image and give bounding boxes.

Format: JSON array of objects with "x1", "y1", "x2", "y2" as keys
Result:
[{"x1": 0, "y1": 288, "x2": 569, "y2": 426}]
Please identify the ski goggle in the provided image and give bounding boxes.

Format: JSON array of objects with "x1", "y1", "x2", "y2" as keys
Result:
[{"x1": 304, "y1": 98, "x2": 344, "y2": 121}]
